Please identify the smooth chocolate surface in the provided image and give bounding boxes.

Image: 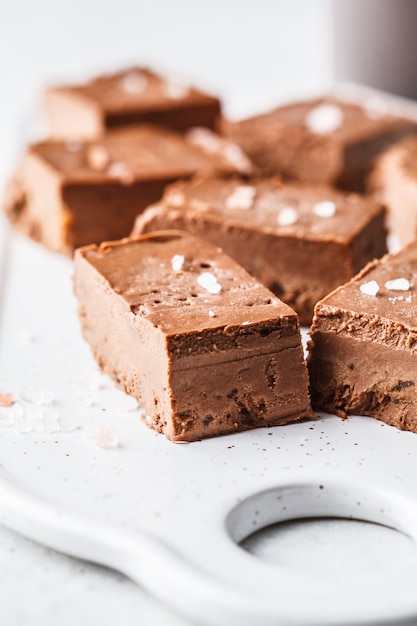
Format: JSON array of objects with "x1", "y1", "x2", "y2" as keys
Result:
[
  {"x1": 74, "y1": 231, "x2": 312, "y2": 441},
  {"x1": 308, "y1": 243, "x2": 417, "y2": 432},
  {"x1": 132, "y1": 177, "x2": 387, "y2": 324},
  {"x1": 45, "y1": 67, "x2": 221, "y2": 137},
  {"x1": 369, "y1": 135, "x2": 417, "y2": 246},
  {"x1": 223, "y1": 96, "x2": 417, "y2": 191},
  {"x1": 3, "y1": 125, "x2": 251, "y2": 255}
]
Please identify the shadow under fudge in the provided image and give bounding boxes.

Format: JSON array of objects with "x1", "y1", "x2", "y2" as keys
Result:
[{"x1": 74, "y1": 230, "x2": 312, "y2": 442}]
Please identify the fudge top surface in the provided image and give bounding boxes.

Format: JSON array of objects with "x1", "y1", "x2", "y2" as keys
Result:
[
  {"x1": 76, "y1": 230, "x2": 297, "y2": 334},
  {"x1": 28, "y1": 125, "x2": 247, "y2": 182},
  {"x1": 315, "y1": 243, "x2": 417, "y2": 329},
  {"x1": 140, "y1": 177, "x2": 384, "y2": 243},
  {"x1": 234, "y1": 97, "x2": 416, "y2": 143},
  {"x1": 48, "y1": 67, "x2": 220, "y2": 114}
]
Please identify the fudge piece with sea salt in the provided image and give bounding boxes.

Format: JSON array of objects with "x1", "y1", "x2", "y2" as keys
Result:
[
  {"x1": 369, "y1": 135, "x2": 417, "y2": 246},
  {"x1": 308, "y1": 243, "x2": 417, "y2": 432},
  {"x1": 132, "y1": 177, "x2": 387, "y2": 324},
  {"x1": 45, "y1": 67, "x2": 221, "y2": 138},
  {"x1": 3, "y1": 125, "x2": 251, "y2": 255},
  {"x1": 223, "y1": 96, "x2": 417, "y2": 191},
  {"x1": 74, "y1": 231, "x2": 312, "y2": 442}
]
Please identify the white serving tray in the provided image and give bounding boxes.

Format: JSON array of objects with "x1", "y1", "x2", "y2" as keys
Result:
[{"x1": 2, "y1": 86, "x2": 417, "y2": 626}]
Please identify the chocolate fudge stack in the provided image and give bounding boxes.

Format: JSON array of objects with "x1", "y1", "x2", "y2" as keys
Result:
[{"x1": 5, "y1": 65, "x2": 417, "y2": 439}]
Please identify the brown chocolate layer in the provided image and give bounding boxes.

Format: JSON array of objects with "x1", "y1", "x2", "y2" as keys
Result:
[
  {"x1": 74, "y1": 231, "x2": 312, "y2": 441},
  {"x1": 308, "y1": 243, "x2": 417, "y2": 432},
  {"x1": 132, "y1": 177, "x2": 387, "y2": 324}
]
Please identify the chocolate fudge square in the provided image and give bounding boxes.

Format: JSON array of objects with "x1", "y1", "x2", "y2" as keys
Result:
[
  {"x1": 369, "y1": 134, "x2": 417, "y2": 246},
  {"x1": 45, "y1": 67, "x2": 221, "y2": 138},
  {"x1": 308, "y1": 243, "x2": 417, "y2": 432},
  {"x1": 3, "y1": 125, "x2": 250, "y2": 255},
  {"x1": 223, "y1": 96, "x2": 417, "y2": 191},
  {"x1": 132, "y1": 177, "x2": 387, "y2": 324},
  {"x1": 74, "y1": 231, "x2": 312, "y2": 442}
]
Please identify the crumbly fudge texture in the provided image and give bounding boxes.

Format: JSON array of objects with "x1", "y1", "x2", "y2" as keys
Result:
[
  {"x1": 223, "y1": 96, "x2": 417, "y2": 191},
  {"x1": 308, "y1": 243, "x2": 417, "y2": 432},
  {"x1": 45, "y1": 67, "x2": 221, "y2": 137},
  {"x1": 369, "y1": 135, "x2": 417, "y2": 246},
  {"x1": 132, "y1": 177, "x2": 387, "y2": 325},
  {"x1": 74, "y1": 231, "x2": 312, "y2": 442},
  {"x1": 3, "y1": 125, "x2": 251, "y2": 255}
]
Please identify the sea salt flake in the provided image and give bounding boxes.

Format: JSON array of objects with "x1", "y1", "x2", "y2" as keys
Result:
[
  {"x1": 305, "y1": 103, "x2": 344, "y2": 134},
  {"x1": 87, "y1": 145, "x2": 111, "y2": 171},
  {"x1": 389, "y1": 295, "x2": 405, "y2": 304},
  {"x1": 107, "y1": 161, "x2": 134, "y2": 184},
  {"x1": 313, "y1": 200, "x2": 336, "y2": 218},
  {"x1": 97, "y1": 425, "x2": 119, "y2": 449},
  {"x1": 222, "y1": 143, "x2": 252, "y2": 172},
  {"x1": 121, "y1": 71, "x2": 148, "y2": 94},
  {"x1": 197, "y1": 272, "x2": 222, "y2": 294},
  {"x1": 208, "y1": 310, "x2": 216, "y2": 317},
  {"x1": 186, "y1": 127, "x2": 221, "y2": 153},
  {"x1": 16, "y1": 404, "x2": 61, "y2": 433},
  {"x1": 163, "y1": 81, "x2": 190, "y2": 99},
  {"x1": 384, "y1": 278, "x2": 410, "y2": 291},
  {"x1": 167, "y1": 190, "x2": 185, "y2": 206},
  {"x1": 277, "y1": 206, "x2": 298, "y2": 226},
  {"x1": 360, "y1": 280, "x2": 380, "y2": 296},
  {"x1": 225, "y1": 185, "x2": 256, "y2": 211},
  {"x1": 0, "y1": 393, "x2": 13, "y2": 407},
  {"x1": 171, "y1": 254, "x2": 185, "y2": 271}
]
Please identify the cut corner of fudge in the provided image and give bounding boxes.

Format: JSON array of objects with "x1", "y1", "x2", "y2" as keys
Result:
[
  {"x1": 307, "y1": 243, "x2": 417, "y2": 433},
  {"x1": 73, "y1": 230, "x2": 312, "y2": 442}
]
